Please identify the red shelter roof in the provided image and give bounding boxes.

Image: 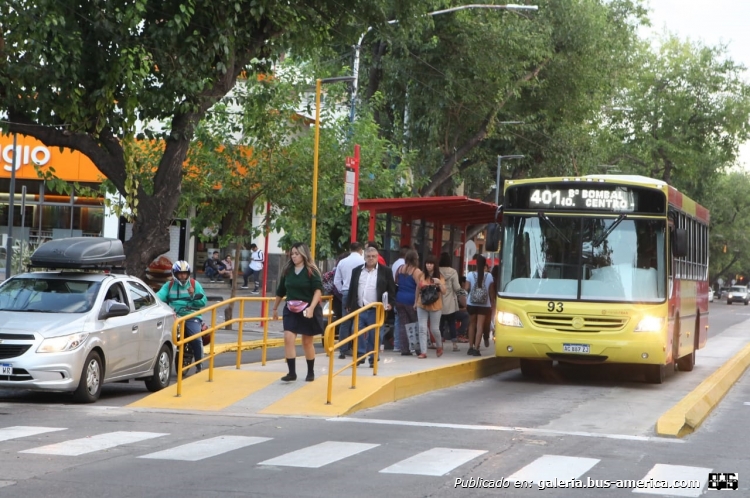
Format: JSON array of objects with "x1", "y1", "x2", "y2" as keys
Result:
[{"x1": 358, "y1": 196, "x2": 498, "y2": 225}]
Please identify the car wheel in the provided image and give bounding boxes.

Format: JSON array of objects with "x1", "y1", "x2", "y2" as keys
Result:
[
  {"x1": 145, "y1": 344, "x2": 172, "y2": 392},
  {"x1": 727, "y1": 301, "x2": 732, "y2": 305},
  {"x1": 73, "y1": 351, "x2": 103, "y2": 403}
]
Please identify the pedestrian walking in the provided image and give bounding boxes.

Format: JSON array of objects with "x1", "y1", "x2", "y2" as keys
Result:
[
  {"x1": 346, "y1": 247, "x2": 395, "y2": 366},
  {"x1": 464, "y1": 254, "x2": 495, "y2": 356},
  {"x1": 394, "y1": 249, "x2": 421, "y2": 356},
  {"x1": 271, "y1": 243, "x2": 324, "y2": 382},
  {"x1": 439, "y1": 252, "x2": 462, "y2": 352},
  {"x1": 416, "y1": 254, "x2": 446, "y2": 358},
  {"x1": 241, "y1": 243, "x2": 264, "y2": 293},
  {"x1": 333, "y1": 242, "x2": 365, "y2": 358}
]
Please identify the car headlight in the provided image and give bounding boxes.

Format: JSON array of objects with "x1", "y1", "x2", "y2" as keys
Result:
[
  {"x1": 497, "y1": 311, "x2": 522, "y2": 328},
  {"x1": 37, "y1": 333, "x2": 89, "y2": 353},
  {"x1": 634, "y1": 316, "x2": 663, "y2": 333},
  {"x1": 728, "y1": 293, "x2": 733, "y2": 298}
]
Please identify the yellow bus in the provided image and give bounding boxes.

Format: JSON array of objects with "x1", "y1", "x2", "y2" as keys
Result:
[{"x1": 494, "y1": 175, "x2": 710, "y2": 383}]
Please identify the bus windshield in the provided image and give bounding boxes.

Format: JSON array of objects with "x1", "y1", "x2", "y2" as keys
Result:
[{"x1": 500, "y1": 215, "x2": 666, "y2": 302}]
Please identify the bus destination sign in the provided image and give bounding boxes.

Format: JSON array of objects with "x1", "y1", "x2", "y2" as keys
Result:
[{"x1": 528, "y1": 187, "x2": 635, "y2": 212}]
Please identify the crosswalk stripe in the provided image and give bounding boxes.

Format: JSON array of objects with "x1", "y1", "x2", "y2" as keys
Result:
[
  {"x1": 507, "y1": 455, "x2": 600, "y2": 485},
  {"x1": 20, "y1": 431, "x2": 168, "y2": 456},
  {"x1": 0, "y1": 426, "x2": 66, "y2": 442},
  {"x1": 258, "y1": 441, "x2": 379, "y2": 468},
  {"x1": 139, "y1": 436, "x2": 272, "y2": 461},
  {"x1": 380, "y1": 448, "x2": 488, "y2": 476},
  {"x1": 633, "y1": 464, "x2": 710, "y2": 497}
]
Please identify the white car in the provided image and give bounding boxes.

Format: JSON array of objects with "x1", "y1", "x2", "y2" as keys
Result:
[
  {"x1": 708, "y1": 288, "x2": 714, "y2": 302},
  {"x1": 0, "y1": 238, "x2": 176, "y2": 402}
]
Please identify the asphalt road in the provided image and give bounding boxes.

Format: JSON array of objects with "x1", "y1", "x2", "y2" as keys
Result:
[{"x1": 0, "y1": 301, "x2": 747, "y2": 497}]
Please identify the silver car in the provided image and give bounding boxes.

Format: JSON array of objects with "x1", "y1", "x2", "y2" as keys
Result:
[{"x1": 0, "y1": 240, "x2": 176, "y2": 402}]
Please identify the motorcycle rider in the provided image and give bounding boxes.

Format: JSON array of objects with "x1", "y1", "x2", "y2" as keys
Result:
[{"x1": 157, "y1": 261, "x2": 208, "y2": 373}]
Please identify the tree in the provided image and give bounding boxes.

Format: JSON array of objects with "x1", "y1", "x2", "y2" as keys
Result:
[
  {"x1": 605, "y1": 35, "x2": 750, "y2": 199},
  {"x1": 0, "y1": 0, "x2": 408, "y2": 278},
  {"x1": 355, "y1": 0, "x2": 646, "y2": 200},
  {"x1": 705, "y1": 172, "x2": 750, "y2": 282}
]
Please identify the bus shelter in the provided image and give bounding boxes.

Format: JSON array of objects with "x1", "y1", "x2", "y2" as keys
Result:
[{"x1": 358, "y1": 196, "x2": 498, "y2": 268}]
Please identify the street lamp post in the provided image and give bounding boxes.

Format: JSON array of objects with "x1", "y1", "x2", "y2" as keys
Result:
[
  {"x1": 349, "y1": 4, "x2": 539, "y2": 122},
  {"x1": 496, "y1": 154, "x2": 524, "y2": 205},
  {"x1": 311, "y1": 76, "x2": 356, "y2": 260}
]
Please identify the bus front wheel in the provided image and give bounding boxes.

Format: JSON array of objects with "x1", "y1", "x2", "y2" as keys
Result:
[
  {"x1": 520, "y1": 359, "x2": 553, "y2": 378},
  {"x1": 645, "y1": 364, "x2": 666, "y2": 384}
]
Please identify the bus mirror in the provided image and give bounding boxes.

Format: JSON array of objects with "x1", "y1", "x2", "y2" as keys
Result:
[
  {"x1": 673, "y1": 228, "x2": 688, "y2": 257},
  {"x1": 485, "y1": 223, "x2": 501, "y2": 252}
]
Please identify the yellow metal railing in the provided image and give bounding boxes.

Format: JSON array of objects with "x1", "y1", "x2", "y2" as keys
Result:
[
  {"x1": 324, "y1": 302, "x2": 385, "y2": 405},
  {"x1": 172, "y1": 295, "x2": 333, "y2": 397}
]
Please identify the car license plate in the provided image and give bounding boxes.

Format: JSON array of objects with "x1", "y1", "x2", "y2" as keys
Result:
[
  {"x1": 1, "y1": 364, "x2": 11, "y2": 375},
  {"x1": 563, "y1": 344, "x2": 590, "y2": 354}
]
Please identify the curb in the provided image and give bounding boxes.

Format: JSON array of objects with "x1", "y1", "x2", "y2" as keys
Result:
[
  {"x1": 260, "y1": 357, "x2": 520, "y2": 417},
  {"x1": 656, "y1": 343, "x2": 750, "y2": 437}
]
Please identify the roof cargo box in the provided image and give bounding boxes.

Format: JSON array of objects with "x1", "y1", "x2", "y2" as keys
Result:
[{"x1": 30, "y1": 237, "x2": 126, "y2": 269}]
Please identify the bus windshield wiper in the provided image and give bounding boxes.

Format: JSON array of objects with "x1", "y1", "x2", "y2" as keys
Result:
[
  {"x1": 537, "y1": 212, "x2": 570, "y2": 244},
  {"x1": 592, "y1": 214, "x2": 627, "y2": 248}
]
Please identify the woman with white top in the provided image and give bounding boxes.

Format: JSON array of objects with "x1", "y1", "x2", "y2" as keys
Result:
[{"x1": 464, "y1": 254, "x2": 495, "y2": 356}]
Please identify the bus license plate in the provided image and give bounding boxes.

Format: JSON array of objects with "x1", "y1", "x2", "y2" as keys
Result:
[
  {"x1": 563, "y1": 344, "x2": 590, "y2": 354},
  {"x1": 1, "y1": 364, "x2": 11, "y2": 375}
]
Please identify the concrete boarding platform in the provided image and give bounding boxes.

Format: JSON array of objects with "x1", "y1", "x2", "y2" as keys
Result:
[{"x1": 129, "y1": 349, "x2": 519, "y2": 417}]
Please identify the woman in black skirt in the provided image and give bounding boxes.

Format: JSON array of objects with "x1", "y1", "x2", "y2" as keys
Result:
[{"x1": 272, "y1": 242, "x2": 324, "y2": 382}]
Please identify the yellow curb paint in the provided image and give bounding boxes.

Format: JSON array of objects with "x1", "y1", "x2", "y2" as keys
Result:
[
  {"x1": 127, "y1": 369, "x2": 280, "y2": 411},
  {"x1": 656, "y1": 343, "x2": 750, "y2": 437},
  {"x1": 261, "y1": 357, "x2": 519, "y2": 417},
  {"x1": 205, "y1": 338, "x2": 302, "y2": 355}
]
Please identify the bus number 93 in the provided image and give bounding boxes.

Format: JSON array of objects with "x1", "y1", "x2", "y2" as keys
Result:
[{"x1": 547, "y1": 302, "x2": 564, "y2": 312}]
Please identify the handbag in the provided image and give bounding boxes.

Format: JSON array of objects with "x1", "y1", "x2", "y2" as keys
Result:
[
  {"x1": 286, "y1": 300, "x2": 309, "y2": 313},
  {"x1": 420, "y1": 284, "x2": 440, "y2": 306},
  {"x1": 405, "y1": 322, "x2": 419, "y2": 351}
]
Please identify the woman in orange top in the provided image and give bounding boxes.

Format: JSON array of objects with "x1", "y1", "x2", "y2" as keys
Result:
[{"x1": 415, "y1": 254, "x2": 446, "y2": 358}]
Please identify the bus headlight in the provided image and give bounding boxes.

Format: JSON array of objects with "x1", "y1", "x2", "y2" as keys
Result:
[
  {"x1": 634, "y1": 316, "x2": 663, "y2": 332},
  {"x1": 497, "y1": 311, "x2": 522, "y2": 328}
]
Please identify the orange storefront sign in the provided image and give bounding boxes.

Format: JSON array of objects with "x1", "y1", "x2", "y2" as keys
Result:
[{"x1": 0, "y1": 133, "x2": 104, "y2": 182}]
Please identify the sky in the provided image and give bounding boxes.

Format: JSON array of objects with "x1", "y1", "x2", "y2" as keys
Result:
[{"x1": 643, "y1": 0, "x2": 750, "y2": 167}]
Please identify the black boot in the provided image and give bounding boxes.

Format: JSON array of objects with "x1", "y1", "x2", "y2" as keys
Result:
[
  {"x1": 306, "y1": 358, "x2": 315, "y2": 382},
  {"x1": 281, "y1": 358, "x2": 297, "y2": 381}
]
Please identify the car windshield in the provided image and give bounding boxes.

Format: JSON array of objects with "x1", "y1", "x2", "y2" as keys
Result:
[
  {"x1": 730, "y1": 286, "x2": 746, "y2": 293},
  {"x1": 500, "y1": 215, "x2": 666, "y2": 302},
  {"x1": 0, "y1": 278, "x2": 102, "y2": 313}
]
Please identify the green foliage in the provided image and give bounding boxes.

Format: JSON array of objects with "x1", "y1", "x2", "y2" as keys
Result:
[
  {"x1": 605, "y1": 35, "x2": 750, "y2": 197},
  {"x1": 704, "y1": 172, "x2": 750, "y2": 281}
]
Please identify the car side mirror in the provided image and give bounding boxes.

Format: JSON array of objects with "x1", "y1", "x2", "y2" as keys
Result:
[
  {"x1": 192, "y1": 293, "x2": 204, "y2": 301},
  {"x1": 100, "y1": 301, "x2": 130, "y2": 319}
]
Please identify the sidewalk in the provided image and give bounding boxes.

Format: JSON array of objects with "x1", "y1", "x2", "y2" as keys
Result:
[
  {"x1": 134, "y1": 285, "x2": 518, "y2": 417},
  {"x1": 129, "y1": 347, "x2": 519, "y2": 416}
]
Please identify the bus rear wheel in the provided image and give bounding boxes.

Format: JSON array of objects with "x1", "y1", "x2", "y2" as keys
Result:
[
  {"x1": 645, "y1": 364, "x2": 666, "y2": 384},
  {"x1": 520, "y1": 359, "x2": 553, "y2": 378}
]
